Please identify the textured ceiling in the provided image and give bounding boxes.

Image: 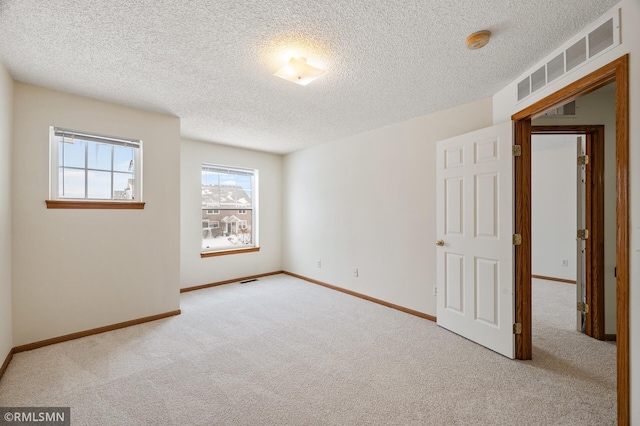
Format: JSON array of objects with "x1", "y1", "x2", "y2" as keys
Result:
[{"x1": 0, "y1": 0, "x2": 619, "y2": 154}]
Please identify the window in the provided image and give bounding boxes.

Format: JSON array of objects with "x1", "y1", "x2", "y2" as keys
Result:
[
  {"x1": 201, "y1": 164, "x2": 258, "y2": 255},
  {"x1": 49, "y1": 127, "x2": 142, "y2": 204}
]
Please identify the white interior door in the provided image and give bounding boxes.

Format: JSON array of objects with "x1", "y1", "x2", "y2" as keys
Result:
[{"x1": 436, "y1": 121, "x2": 515, "y2": 359}]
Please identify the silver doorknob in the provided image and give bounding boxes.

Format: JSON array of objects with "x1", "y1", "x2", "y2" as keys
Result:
[{"x1": 436, "y1": 240, "x2": 445, "y2": 246}]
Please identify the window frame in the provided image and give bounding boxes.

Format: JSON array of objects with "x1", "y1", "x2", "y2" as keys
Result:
[
  {"x1": 201, "y1": 163, "x2": 259, "y2": 257},
  {"x1": 48, "y1": 127, "x2": 144, "y2": 209}
]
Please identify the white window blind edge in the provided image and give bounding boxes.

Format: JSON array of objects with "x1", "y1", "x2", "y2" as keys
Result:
[{"x1": 54, "y1": 127, "x2": 141, "y2": 148}]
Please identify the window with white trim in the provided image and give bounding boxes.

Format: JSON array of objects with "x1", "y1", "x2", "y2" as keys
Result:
[
  {"x1": 50, "y1": 127, "x2": 142, "y2": 201},
  {"x1": 201, "y1": 164, "x2": 257, "y2": 252}
]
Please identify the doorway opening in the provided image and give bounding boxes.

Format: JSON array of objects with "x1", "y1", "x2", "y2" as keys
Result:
[
  {"x1": 530, "y1": 124, "x2": 609, "y2": 340},
  {"x1": 512, "y1": 55, "x2": 629, "y2": 423}
]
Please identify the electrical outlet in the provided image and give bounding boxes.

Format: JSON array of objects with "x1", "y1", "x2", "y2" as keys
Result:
[
  {"x1": 562, "y1": 259, "x2": 569, "y2": 267},
  {"x1": 353, "y1": 268, "x2": 358, "y2": 278},
  {"x1": 433, "y1": 285, "x2": 437, "y2": 296},
  {"x1": 317, "y1": 260, "x2": 322, "y2": 268}
]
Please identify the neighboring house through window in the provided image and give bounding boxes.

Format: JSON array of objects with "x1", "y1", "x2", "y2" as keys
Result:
[{"x1": 201, "y1": 164, "x2": 258, "y2": 253}]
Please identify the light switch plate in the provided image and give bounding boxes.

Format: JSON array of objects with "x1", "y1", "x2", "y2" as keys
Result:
[{"x1": 635, "y1": 228, "x2": 640, "y2": 252}]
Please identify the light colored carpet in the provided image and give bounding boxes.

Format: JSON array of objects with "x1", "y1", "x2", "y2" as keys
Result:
[{"x1": 0, "y1": 275, "x2": 616, "y2": 425}]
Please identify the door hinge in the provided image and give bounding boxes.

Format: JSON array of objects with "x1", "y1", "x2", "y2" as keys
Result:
[
  {"x1": 577, "y1": 155, "x2": 589, "y2": 165},
  {"x1": 577, "y1": 302, "x2": 589, "y2": 313},
  {"x1": 577, "y1": 229, "x2": 589, "y2": 240},
  {"x1": 513, "y1": 323, "x2": 522, "y2": 335},
  {"x1": 513, "y1": 234, "x2": 522, "y2": 245},
  {"x1": 512, "y1": 145, "x2": 522, "y2": 157}
]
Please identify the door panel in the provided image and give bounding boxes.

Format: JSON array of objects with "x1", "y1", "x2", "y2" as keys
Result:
[
  {"x1": 436, "y1": 121, "x2": 515, "y2": 359},
  {"x1": 475, "y1": 173, "x2": 498, "y2": 238},
  {"x1": 445, "y1": 252, "x2": 465, "y2": 312},
  {"x1": 445, "y1": 177, "x2": 464, "y2": 235}
]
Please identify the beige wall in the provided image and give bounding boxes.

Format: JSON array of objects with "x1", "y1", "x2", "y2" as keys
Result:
[
  {"x1": 180, "y1": 139, "x2": 282, "y2": 288},
  {"x1": 12, "y1": 83, "x2": 181, "y2": 346},
  {"x1": 283, "y1": 98, "x2": 493, "y2": 316},
  {"x1": 533, "y1": 85, "x2": 617, "y2": 334},
  {"x1": 0, "y1": 63, "x2": 13, "y2": 362},
  {"x1": 493, "y1": 0, "x2": 638, "y2": 417},
  {"x1": 531, "y1": 134, "x2": 577, "y2": 282}
]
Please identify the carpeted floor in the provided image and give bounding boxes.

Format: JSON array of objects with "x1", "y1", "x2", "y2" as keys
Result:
[{"x1": 0, "y1": 274, "x2": 616, "y2": 425}]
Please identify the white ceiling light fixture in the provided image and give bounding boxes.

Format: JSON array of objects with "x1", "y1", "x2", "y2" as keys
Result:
[{"x1": 273, "y1": 57, "x2": 326, "y2": 86}]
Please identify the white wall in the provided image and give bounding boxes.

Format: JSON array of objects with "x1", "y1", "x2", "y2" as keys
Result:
[
  {"x1": 283, "y1": 98, "x2": 493, "y2": 316},
  {"x1": 493, "y1": 0, "x2": 638, "y2": 419},
  {"x1": 531, "y1": 135, "x2": 577, "y2": 281},
  {"x1": 180, "y1": 139, "x2": 282, "y2": 288},
  {"x1": 12, "y1": 83, "x2": 181, "y2": 347},
  {"x1": 0, "y1": 63, "x2": 13, "y2": 363},
  {"x1": 533, "y1": 85, "x2": 617, "y2": 334}
]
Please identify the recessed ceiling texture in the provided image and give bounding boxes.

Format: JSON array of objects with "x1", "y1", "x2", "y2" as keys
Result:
[{"x1": 0, "y1": 0, "x2": 619, "y2": 154}]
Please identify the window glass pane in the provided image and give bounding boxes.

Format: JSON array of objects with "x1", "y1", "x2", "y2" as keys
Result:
[
  {"x1": 113, "y1": 172, "x2": 134, "y2": 199},
  {"x1": 201, "y1": 209, "x2": 253, "y2": 250},
  {"x1": 113, "y1": 145, "x2": 135, "y2": 172},
  {"x1": 59, "y1": 168, "x2": 86, "y2": 198},
  {"x1": 202, "y1": 170, "x2": 220, "y2": 208},
  {"x1": 201, "y1": 170, "x2": 219, "y2": 186},
  {"x1": 53, "y1": 128, "x2": 142, "y2": 201},
  {"x1": 87, "y1": 141, "x2": 113, "y2": 171},
  {"x1": 87, "y1": 170, "x2": 112, "y2": 199},
  {"x1": 202, "y1": 164, "x2": 256, "y2": 252},
  {"x1": 61, "y1": 139, "x2": 86, "y2": 168},
  {"x1": 236, "y1": 175, "x2": 252, "y2": 206}
]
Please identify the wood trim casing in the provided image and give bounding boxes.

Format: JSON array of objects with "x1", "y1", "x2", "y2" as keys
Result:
[
  {"x1": 514, "y1": 118, "x2": 533, "y2": 362},
  {"x1": 201, "y1": 247, "x2": 260, "y2": 258},
  {"x1": 531, "y1": 275, "x2": 576, "y2": 285},
  {"x1": 46, "y1": 200, "x2": 145, "y2": 209},
  {"x1": 12, "y1": 310, "x2": 181, "y2": 353},
  {"x1": 587, "y1": 127, "x2": 606, "y2": 339},
  {"x1": 180, "y1": 271, "x2": 284, "y2": 293},
  {"x1": 283, "y1": 272, "x2": 437, "y2": 322},
  {"x1": 512, "y1": 54, "x2": 629, "y2": 425},
  {"x1": 614, "y1": 53, "x2": 630, "y2": 426},
  {"x1": 532, "y1": 125, "x2": 605, "y2": 339},
  {"x1": 0, "y1": 349, "x2": 13, "y2": 381}
]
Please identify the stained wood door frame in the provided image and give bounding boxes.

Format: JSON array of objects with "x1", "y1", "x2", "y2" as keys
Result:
[
  {"x1": 531, "y1": 125, "x2": 605, "y2": 340},
  {"x1": 511, "y1": 55, "x2": 629, "y2": 424}
]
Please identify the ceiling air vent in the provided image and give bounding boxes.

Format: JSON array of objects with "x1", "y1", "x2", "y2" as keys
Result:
[
  {"x1": 589, "y1": 18, "x2": 614, "y2": 58},
  {"x1": 566, "y1": 37, "x2": 587, "y2": 72},
  {"x1": 543, "y1": 100, "x2": 576, "y2": 117},
  {"x1": 516, "y1": 10, "x2": 620, "y2": 104},
  {"x1": 547, "y1": 53, "x2": 565, "y2": 84},
  {"x1": 517, "y1": 77, "x2": 530, "y2": 101},
  {"x1": 531, "y1": 66, "x2": 546, "y2": 93}
]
